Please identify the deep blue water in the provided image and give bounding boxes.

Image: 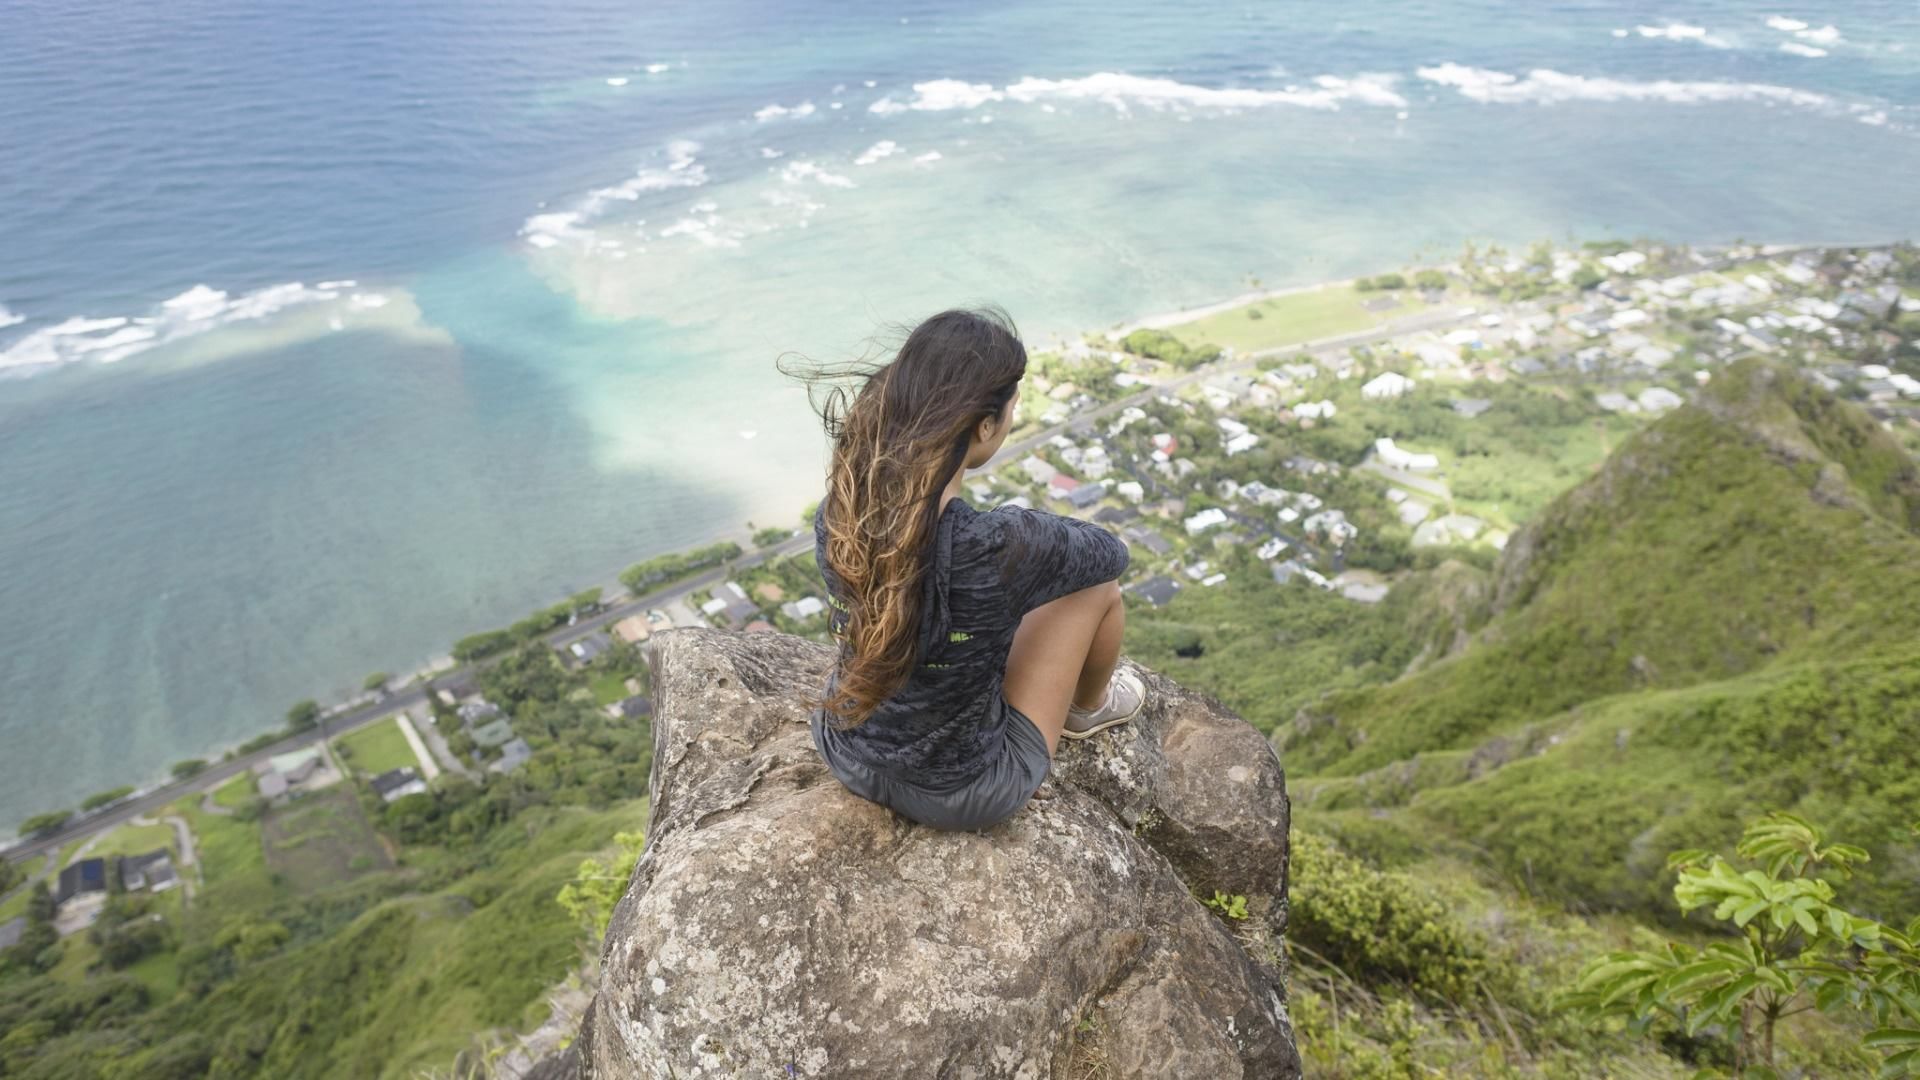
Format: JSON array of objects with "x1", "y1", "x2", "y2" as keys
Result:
[{"x1": 2, "y1": 0, "x2": 1917, "y2": 830}]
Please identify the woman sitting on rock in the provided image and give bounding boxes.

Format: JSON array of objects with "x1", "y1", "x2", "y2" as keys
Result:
[{"x1": 796, "y1": 306, "x2": 1141, "y2": 832}]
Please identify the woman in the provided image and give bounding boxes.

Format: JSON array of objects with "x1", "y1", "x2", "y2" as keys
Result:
[{"x1": 801, "y1": 307, "x2": 1143, "y2": 832}]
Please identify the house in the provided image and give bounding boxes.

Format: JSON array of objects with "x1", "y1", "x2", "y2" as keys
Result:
[
  {"x1": 1292, "y1": 400, "x2": 1337, "y2": 421},
  {"x1": 1256, "y1": 537, "x2": 1289, "y2": 561},
  {"x1": 490, "y1": 738, "x2": 533, "y2": 774},
  {"x1": 1637, "y1": 387, "x2": 1684, "y2": 412},
  {"x1": 1271, "y1": 560, "x2": 1330, "y2": 589},
  {"x1": 1374, "y1": 438, "x2": 1438, "y2": 471},
  {"x1": 1080, "y1": 445, "x2": 1112, "y2": 480},
  {"x1": 119, "y1": 850, "x2": 177, "y2": 893},
  {"x1": 1303, "y1": 509, "x2": 1359, "y2": 545},
  {"x1": 1128, "y1": 575, "x2": 1182, "y2": 607},
  {"x1": 645, "y1": 608, "x2": 674, "y2": 634},
  {"x1": 1200, "y1": 573, "x2": 1227, "y2": 587},
  {"x1": 1183, "y1": 508, "x2": 1228, "y2": 536},
  {"x1": 1092, "y1": 505, "x2": 1138, "y2": 526},
  {"x1": 1019, "y1": 455, "x2": 1056, "y2": 486},
  {"x1": 1739, "y1": 327, "x2": 1780, "y2": 352},
  {"x1": 1451, "y1": 398, "x2": 1493, "y2": 419},
  {"x1": 611, "y1": 615, "x2": 651, "y2": 644},
  {"x1": 1225, "y1": 431, "x2": 1260, "y2": 456},
  {"x1": 1114, "y1": 480, "x2": 1144, "y2": 503},
  {"x1": 567, "y1": 632, "x2": 611, "y2": 664},
  {"x1": 780, "y1": 596, "x2": 827, "y2": 622},
  {"x1": 1047, "y1": 474, "x2": 1080, "y2": 500},
  {"x1": 458, "y1": 699, "x2": 502, "y2": 727},
  {"x1": 1594, "y1": 392, "x2": 1638, "y2": 413},
  {"x1": 370, "y1": 766, "x2": 428, "y2": 803},
  {"x1": 1123, "y1": 526, "x2": 1174, "y2": 556},
  {"x1": 471, "y1": 717, "x2": 515, "y2": 749},
  {"x1": 257, "y1": 771, "x2": 290, "y2": 801},
  {"x1": 269, "y1": 748, "x2": 323, "y2": 786},
  {"x1": 55, "y1": 858, "x2": 112, "y2": 906},
  {"x1": 744, "y1": 620, "x2": 776, "y2": 633},
  {"x1": 614, "y1": 695, "x2": 652, "y2": 719},
  {"x1": 1359, "y1": 372, "x2": 1420, "y2": 401},
  {"x1": 1182, "y1": 560, "x2": 1211, "y2": 581},
  {"x1": 1067, "y1": 482, "x2": 1106, "y2": 510},
  {"x1": 0, "y1": 917, "x2": 23, "y2": 950},
  {"x1": 709, "y1": 581, "x2": 760, "y2": 628}
]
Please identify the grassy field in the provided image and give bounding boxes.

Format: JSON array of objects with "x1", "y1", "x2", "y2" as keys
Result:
[
  {"x1": 260, "y1": 786, "x2": 391, "y2": 893},
  {"x1": 1168, "y1": 283, "x2": 1419, "y2": 355},
  {"x1": 588, "y1": 670, "x2": 630, "y2": 706},
  {"x1": 337, "y1": 717, "x2": 421, "y2": 777},
  {"x1": 0, "y1": 854, "x2": 48, "y2": 920},
  {"x1": 212, "y1": 770, "x2": 257, "y2": 810},
  {"x1": 169, "y1": 789, "x2": 273, "y2": 913},
  {"x1": 85, "y1": 820, "x2": 176, "y2": 861}
]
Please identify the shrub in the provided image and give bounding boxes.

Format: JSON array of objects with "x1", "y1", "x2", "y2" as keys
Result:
[
  {"x1": 80, "y1": 786, "x2": 135, "y2": 812},
  {"x1": 170, "y1": 759, "x2": 208, "y2": 781},
  {"x1": 1289, "y1": 831, "x2": 1497, "y2": 1000}
]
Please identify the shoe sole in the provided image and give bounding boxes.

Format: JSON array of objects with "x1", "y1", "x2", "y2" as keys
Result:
[{"x1": 1060, "y1": 682, "x2": 1146, "y2": 740}]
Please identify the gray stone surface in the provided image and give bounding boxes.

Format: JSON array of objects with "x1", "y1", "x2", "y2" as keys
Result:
[{"x1": 541, "y1": 628, "x2": 1298, "y2": 1079}]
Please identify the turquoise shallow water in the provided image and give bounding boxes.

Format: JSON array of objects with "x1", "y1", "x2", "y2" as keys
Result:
[{"x1": 2, "y1": 0, "x2": 1918, "y2": 831}]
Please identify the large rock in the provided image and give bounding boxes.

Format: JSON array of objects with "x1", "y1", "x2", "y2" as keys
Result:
[{"x1": 538, "y1": 629, "x2": 1298, "y2": 1079}]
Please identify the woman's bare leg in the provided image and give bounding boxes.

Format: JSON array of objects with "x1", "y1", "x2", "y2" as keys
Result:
[{"x1": 1003, "y1": 580, "x2": 1125, "y2": 756}]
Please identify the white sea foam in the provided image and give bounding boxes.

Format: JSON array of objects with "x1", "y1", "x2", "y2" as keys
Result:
[
  {"x1": 854, "y1": 140, "x2": 902, "y2": 165},
  {"x1": 1415, "y1": 63, "x2": 1830, "y2": 109},
  {"x1": 913, "y1": 150, "x2": 943, "y2": 164},
  {"x1": 779, "y1": 160, "x2": 855, "y2": 189},
  {"x1": 606, "y1": 77, "x2": 630, "y2": 87},
  {"x1": 1633, "y1": 23, "x2": 1731, "y2": 48},
  {"x1": 1766, "y1": 16, "x2": 1808, "y2": 32},
  {"x1": 520, "y1": 141, "x2": 706, "y2": 249},
  {"x1": 1794, "y1": 24, "x2": 1842, "y2": 45},
  {"x1": 1857, "y1": 109, "x2": 1888, "y2": 125},
  {"x1": 645, "y1": 62, "x2": 670, "y2": 74},
  {"x1": 760, "y1": 147, "x2": 784, "y2": 159},
  {"x1": 1779, "y1": 41, "x2": 1828, "y2": 57},
  {"x1": 862, "y1": 79, "x2": 877, "y2": 88},
  {"x1": 1611, "y1": 28, "x2": 1629, "y2": 38},
  {"x1": 0, "y1": 304, "x2": 23, "y2": 329},
  {"x1": 0, "y1": 281, "x2": 365, "y2": 372},
  {"x1": 754, "y1": 100, "x2": 817, "y2": 122},
  {"x1": 871, "y1": 71, "x2": 1407, "y2": 117}
]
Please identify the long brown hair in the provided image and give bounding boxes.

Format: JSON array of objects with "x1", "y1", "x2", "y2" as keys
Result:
[{"x1": 786, "y1": 308, "x2": 1027, "y2": 726}]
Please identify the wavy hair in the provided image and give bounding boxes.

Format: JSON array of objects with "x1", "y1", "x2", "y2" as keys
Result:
[{"x1": 783, "y1": 308, "x2": 1027, "y2": 726}]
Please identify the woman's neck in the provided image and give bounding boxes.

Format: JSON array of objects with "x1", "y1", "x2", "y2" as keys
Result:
[{"x1": 938, "y1": 464, "x2": 967, "y2": 512}]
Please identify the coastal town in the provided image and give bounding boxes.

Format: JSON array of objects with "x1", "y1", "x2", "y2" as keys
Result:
[{"x1": 4, "y1": 238, "x2": 1916, "y2": 964}]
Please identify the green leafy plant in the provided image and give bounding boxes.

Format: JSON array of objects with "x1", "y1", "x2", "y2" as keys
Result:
[
  {"x1": 1562, "y1": 814, "x2": 1920, "y2": 1076},
  {"x1": 1203, "y1": 891, "x2": 1250, "y2": 920}
]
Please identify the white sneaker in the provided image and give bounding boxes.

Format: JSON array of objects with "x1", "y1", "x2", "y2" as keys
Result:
[{"x1": 1062, "y1": 670, "x2": 1146, "y2": 740}]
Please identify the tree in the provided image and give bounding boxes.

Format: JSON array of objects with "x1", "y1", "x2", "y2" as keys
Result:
[
  {"x1": 79, "y1": 785, "x2": 135, "y2": 812},
  {"x1": 1563, "y1": 814, "x2": 1920, "y2": 1076},
  {"x1": 362, "y1": 672, "x2": 391, "y2": 693},
  {"x1": 753, "y1": 526, "x2": 789, "y2": 548},
  {"x1": 19, "y1": 810, "x2": 71, "y2": 839},
  {"x1": 285, "y1": 700, "x2": 321, "y2": 731},
  {"x1": 1412, "y1": 269, "x2": 1449, "y2": 291},
  {"x1": 557, "y1": 831, "x2": 648, "y2": 936},
  {"x1": 568, "y1": 587, "x2": 603, "y2": 613},
  {"x1": 170, "y1": 758, "x2": 208, "y2": 781},
  {"x1": 1570, "y1": 264, "x2": 1604, "y2": 291}
]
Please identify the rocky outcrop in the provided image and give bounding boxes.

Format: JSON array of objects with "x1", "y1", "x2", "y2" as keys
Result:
[{"x1": 535, "y1": 629, "x2": 1298, "y2": 1079}]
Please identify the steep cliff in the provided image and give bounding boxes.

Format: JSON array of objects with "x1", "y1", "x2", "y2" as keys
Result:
[{"x1": 531, "y1": 629, "x2": 1299, "y2": 1079}]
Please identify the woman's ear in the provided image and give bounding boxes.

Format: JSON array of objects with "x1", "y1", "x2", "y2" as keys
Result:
[{"x1": 976, "y1": 412, "x2": 999, "y2": 446}]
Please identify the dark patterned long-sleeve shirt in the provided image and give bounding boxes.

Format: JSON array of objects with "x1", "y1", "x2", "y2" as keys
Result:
[{"x1": 812, "y1": 497, "x2": 1129, "y2": 789}]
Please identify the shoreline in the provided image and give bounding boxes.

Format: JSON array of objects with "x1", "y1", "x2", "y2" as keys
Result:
[{"x1": 10, "y1": 233, "x2": 1909, "y2": 846}]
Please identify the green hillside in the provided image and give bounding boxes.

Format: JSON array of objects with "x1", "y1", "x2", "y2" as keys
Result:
[{"x1": 1287, "y1": 358, "x2": 1920, "y2": 781}]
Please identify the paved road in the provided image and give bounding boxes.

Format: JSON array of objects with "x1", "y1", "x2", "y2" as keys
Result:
[{"x1": 2, "y1": 302, "x2": 1479, "y2": 867}]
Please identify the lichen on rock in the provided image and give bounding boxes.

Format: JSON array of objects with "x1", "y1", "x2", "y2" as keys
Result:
[{"x1": 533, "y1": 628, "x2": 1299, "y2": 1079}]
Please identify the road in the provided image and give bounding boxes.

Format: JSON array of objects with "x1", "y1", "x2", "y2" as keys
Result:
[{"x1": 3, "y1": 302, "x2": 1479, "y2": 867}]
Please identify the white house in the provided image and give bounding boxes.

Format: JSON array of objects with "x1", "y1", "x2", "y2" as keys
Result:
[
  {"x1": 1225, "y1": 432, "x2": 1261, "y2": 456},
  {"x1": 1361, "y1": 372, "x2": 1416, "y2": 400},
  {"x1": 1637, "y1": 387, "x2": 1684, "y2": 412},
  {"x1": 1114, "y1": 480, "x2": 1144, "y2": 503},
  {"x1": 1256, "y1": 537, "x2": 1289, "y2": 561},
  {"x1": 1374, "y1": 437, "x2": 1439, "y2": 471},
  {"x1": 1019, "y1": 455, "x2": 1055, "y2": 485},
  {"x1": 1293, "y1": 400, "x2": 1338, "y2": 420},
  {"x1": 1183, "y1": 508, "x2": 1228, "y2": 536}
]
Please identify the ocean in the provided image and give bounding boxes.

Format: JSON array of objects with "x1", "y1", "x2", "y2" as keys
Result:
[{"x1": 2, "y1": 0, "x2": 1917, "y2": 831}]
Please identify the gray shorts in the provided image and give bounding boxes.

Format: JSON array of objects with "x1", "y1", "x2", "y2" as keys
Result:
[{"x1": 811, "y1": 704, "x2": 1052, "y2": 831}]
